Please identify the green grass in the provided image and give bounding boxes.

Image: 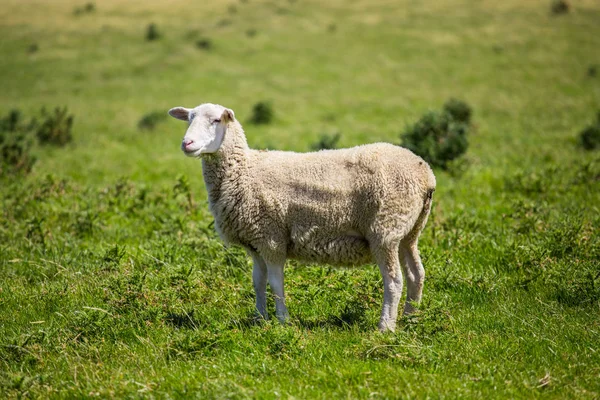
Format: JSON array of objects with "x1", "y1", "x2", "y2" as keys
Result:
[{"x1": 1, "y1": 0, "x2": 600, "y2": 398}]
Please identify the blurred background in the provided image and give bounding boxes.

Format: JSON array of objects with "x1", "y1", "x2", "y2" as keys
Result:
[{"x1": 1, "y1": 0, "x2": 598, "y2": 185}]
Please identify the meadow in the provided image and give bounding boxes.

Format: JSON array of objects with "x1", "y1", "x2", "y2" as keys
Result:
[{"x1": 1, "y1": 0, "x2": 599, "y2": 398}]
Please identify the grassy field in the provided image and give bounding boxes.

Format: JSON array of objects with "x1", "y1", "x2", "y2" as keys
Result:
[{"x1": 1, "y1": 0, "x2": 599, "y2": 398}]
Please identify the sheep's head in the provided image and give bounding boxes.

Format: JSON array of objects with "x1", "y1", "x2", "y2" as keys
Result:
[{"x1": 168, "y1": 103, "x2": 235, "y2": 157}]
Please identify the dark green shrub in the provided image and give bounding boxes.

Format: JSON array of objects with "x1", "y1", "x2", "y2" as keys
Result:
[
  {"x1": 578, "y1": 111, "x2": 600, "y2": 151},
  {"x1": 580, "y1": 126, "x2": 600, "y2": 151},
  {"x1": 249, "y1": 101, "x2": 274, "y2": 125},
  {"x1": 146, "y1": 23, "x2": 160, "y2": 41},
  {"x1": 1, "y1": 138, "x2": 37, "y2": 176},
  {"x1": 443, "y1": 98, "x2": 472, "y2": 124},
  {"x1": 138, "y1": 111, "x2": 166, "y2": 131},
  {"x1": 311, "y1": 132, "x2": 341, "y2": 151},
  {"x1": 36, "y1": 107, "x2": 74, "y2": 146},
  {"x1": 401, "y1": 111, "x2": 468, "y2": 170},
  {"x1": 73, "y1": 2, "x2": 95, "y2": 15},
  {"x1": 0, "y1": 109, "x2": 37, "y2": 176},
  {"x1": 0, "y1": 109, "x2": 24, "y2": 132},
  {"x1": 195, "y1": 38, "x2": 212, "y2": 50},
  {"x1": 551, "y1": 0, "x2": 570, "y2": 14}
]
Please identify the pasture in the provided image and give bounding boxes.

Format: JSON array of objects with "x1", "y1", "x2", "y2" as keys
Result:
[{"x1": 1, "y1": 0, "x2": 599, "y2": 398}]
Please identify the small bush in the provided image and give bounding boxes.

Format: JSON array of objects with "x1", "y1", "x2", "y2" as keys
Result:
[
  {"x1": 36, "y1": 107, "x2": 74, "y2": 146},
  {"x1": 578, "y1": 111, "x2": 600, "y2": 151},
  {"x1": 311, "y1": 132, "x2": 341, "y2": 151},
  {"x1": 443, "y1": 98, "x2": 472, "y2": 124},
  {"x1": 551, "y1": 0, "x2": 570, "y2": 14},
  {"x1": 73, "y1": 2, "x2": 95, "y2": 15},
  {"x1": 0, "y1": 109, "x2": 25, "y2": 133},
  {"x1": 0, "y1": 110, "x2": 37, "y2": 176},
  {"x1": 1, "y1": 138, "x2": 37, "y2": 176},
  {"x1": 580, "y1": 126, "x2": 600, "y2": 151},
  {"x1": 401, "y1": 111, "x2": 469, "y2": 170},
  {"x1": 249, "y1": 101, "x2": 274, "y2": 125},
  {"x1": 138, "y1": 111, "x2": 167, "y2": 131},
  {"x1": 195, "y1": 38, "x2": 212, "y2": 50},
  {"x1": 146, "y1": 23, "x2": 160, "y2": 41}
]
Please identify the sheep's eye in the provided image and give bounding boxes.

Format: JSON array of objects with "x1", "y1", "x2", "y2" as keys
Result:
[{"x1": 213, "y1": 119, "x2": 221, "y2": 124}]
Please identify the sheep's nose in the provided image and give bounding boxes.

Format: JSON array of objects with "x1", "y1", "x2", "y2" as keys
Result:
[{"x1": 182, "y1": 139, "x2": 194, "y2": 149}]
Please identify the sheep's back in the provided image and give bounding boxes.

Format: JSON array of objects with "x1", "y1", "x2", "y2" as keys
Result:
[{"x1": 248, "y1": 142, "x2": 432, "y2": 228}]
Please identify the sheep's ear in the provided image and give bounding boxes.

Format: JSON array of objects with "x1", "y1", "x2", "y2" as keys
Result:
[
  {"x1": 221, "y1": 108, "x2": 235, "y2": 123},
  {"x1": 168, "y1": 107, "x2": 191, "y2": 121}
]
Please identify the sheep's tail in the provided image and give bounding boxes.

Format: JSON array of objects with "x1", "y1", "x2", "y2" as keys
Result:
[
  {"x1": 423, "y1": 164, "x2": 436, "y2": 211},
  {"x1": 404, "y1": 167, "x2": 436, "y2": 245},
  {"x1": 403, "y1": 188, "x2": 434, "y2": 246}
]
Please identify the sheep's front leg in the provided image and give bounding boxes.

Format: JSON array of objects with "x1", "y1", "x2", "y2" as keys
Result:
[
  {"x1": 250, "y1": 252, "x2": 268, "y2": 320},
  {"x1": 375, "y1": 245, "x2": 403, "y2": 332},
  {"x1": 266, "y1": 262, "x2": 290, "y2": 323}
]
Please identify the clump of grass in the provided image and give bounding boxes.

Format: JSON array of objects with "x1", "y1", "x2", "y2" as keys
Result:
[
  {"x1": 401, "y1": 99, "x2": 472, "y2": 170},
  {"x1": 310, "y1": 132, "x2": 341, "y2": 151},
  {"x1": 443, "y1": 98, "x2": 472, "y2": 124},
  {"x1": 102, "y1": 244, "x2": 126, "y2": 271},
  {"x1": 579, "y1": 111, "x2": 600, "y2": 151},
  {"x1": 228, "y1": 5, "x2": 237, "y2": 14},
  {"x1": 195, "y1": 38, "x2": 212, "y2": 50},
  {"x1": 588, "y1": 65, "x2": 598, "y2": 78},
  {"x1": 73, "y1": 2, "x2": 95, "y2": 15},
  {"x1": 0, "y1": 110, "x2": 37, "y2": 176},
  {"x1": 27, "y1": 43, "x2": 39, "y2": 54},
  {"x1": 36, "y1": 106, "x2": 74, "y2": 146},
  {"x1": 173, "y1": 174, "x2": 194, "y2": 210},
  {"x1": 138, "y1": 110, "x2": 167, "y2": 131},
  {"x1": 246, "y1": 29, "x2": 257, "y2": 38},
  {"x1": 249, "y1": 101, "x2": 274, "y2": 125},
  {"x1": 146, "y1": 23, "x2": 160, "y2": 41},
  {"x1": 551, "y1": 0, "x2": 570, "y2": 15}
]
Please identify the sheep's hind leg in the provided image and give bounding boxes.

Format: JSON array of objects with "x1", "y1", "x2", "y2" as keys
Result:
[
  {"x1": 266, "y1": 262, "x2": 290, "y2": 323},
  {"x1": 400, "y1": 241, "x2": 425, "y2": 315},
  {"x1": 375, "y1": 243, "x2": 403, "y2": 332},
  {"x1": 250, "y1": 252, "x2": 268, "y2": 320}
]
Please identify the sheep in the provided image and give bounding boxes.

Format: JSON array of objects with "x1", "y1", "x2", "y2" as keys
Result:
[{"x1": 168, "y1": 103, "x2": 436, "y2": 332}]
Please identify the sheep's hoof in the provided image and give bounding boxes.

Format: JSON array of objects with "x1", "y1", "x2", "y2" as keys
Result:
[
  {"x1": 403, "y1": 302, "x2": 418, "y2": 315},
  {"x1": 252, "y1": 312, "x2": 268, "y2": 324},
  {"x1": 378, "y1": 320, "x2": 396, "y2": 333},
  {"x1": 276, "y1": 314, "x2": 290, "y2": 325}
]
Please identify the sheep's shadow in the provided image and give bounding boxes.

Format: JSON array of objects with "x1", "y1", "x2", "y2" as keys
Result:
[
  {"x1": 223, "y1": 311, "x2": 373, "y2": 332},
  {"x1": 296, "y1": 313, "x2": 372, "y2": 332}
]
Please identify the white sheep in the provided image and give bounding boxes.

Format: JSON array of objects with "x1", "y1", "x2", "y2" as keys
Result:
[{"x1": 168, "y1": 103, "x2": 436, "y2": 331}]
